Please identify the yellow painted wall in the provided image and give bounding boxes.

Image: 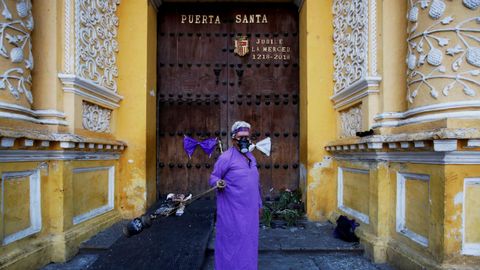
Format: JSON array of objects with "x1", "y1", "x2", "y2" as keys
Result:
[
  {"x1": 31, "y1": 0, "x2": 63, "y2": 115},
  {"x1": 405, "y1": 178, "x2": 429, "y2": 238},
  {"x1": 3, "y1": 175, "x2": 31, "y2": 235},
  {"x1": 115, "y1": 1, "x2": 157, "y2": 218},
  {"x1": 343, "y1": 169, "x2": 370, "y2": 216},
  {"x1": 443, "y1": 165, "x2": 480, "y2": 266},
  {"x1": 464, "y1": 184, "x2": 480, "y2": 243},
  {"x1": 146, "y1": 3, "x2": 158, "y2": 207},
  {"x1": 0, "y1": 162, "x2": 55, "y2": 269},
  {"x1": 330, "y1": 160, "x2": 391, "y2": 263},
  {"x1": 387, "y1": 164, "x2": 445, "y2": 266},
  {"x1": 72, "y1": 168, "x2": 109, "y2": 217},
  {"x1": 300, "y1": 0, "x2": 336, "y2": 221},
  {"x1": 378, "y1": 0, "x2": 407, "y2": 114}
]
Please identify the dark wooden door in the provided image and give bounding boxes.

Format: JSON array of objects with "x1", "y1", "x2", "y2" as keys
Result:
[{"x1": 157, "y1": 4, "x2": 299, "y2": 200}]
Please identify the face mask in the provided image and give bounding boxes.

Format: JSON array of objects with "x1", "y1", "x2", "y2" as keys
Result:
[{"x1": 236, "y1": 137, "x2": 251, "y2": 154}]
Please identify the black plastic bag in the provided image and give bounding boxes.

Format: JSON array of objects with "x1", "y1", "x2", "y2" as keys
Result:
[{"x1": 333, "y1": 215, "x2": 360, "y2": 242}]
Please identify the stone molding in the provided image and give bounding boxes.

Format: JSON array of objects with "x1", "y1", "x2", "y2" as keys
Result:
[
  {"x1": 325, "y1": 127, "x2": 480, "y2": 164},
  {"x1": 372, "y1": 110, "x2": 480, "y2": 128},
  {"x1": 0, "y1": 101, "x2": 67, "y2": 125},
  {"x1": 0, "y1": 150, "x2": 121, "y2": 162},
  {"x1": 0, "y1": 126, "x2": 126, "y2": 155},
  {"x1": 330, "y1": 151, "x2": 480, "y2": 165}
]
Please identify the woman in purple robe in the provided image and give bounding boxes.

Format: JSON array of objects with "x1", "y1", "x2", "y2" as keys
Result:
[{"x1": 209, "y1": 121, "x2": 262, "y2": 270}]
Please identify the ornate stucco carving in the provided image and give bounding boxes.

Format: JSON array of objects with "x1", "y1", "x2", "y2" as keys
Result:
[
  {"x1": 0, "y1": 0, "x2": 33, "y2": 104},
  {"x1": 82, "y1": 101, "x2": 111, "y2": 133},
  {"x1": 332, "y1": 0, "x2": 368, "y2": 94},
  {"x1": 340, "y1": 105, "x2": 362, "y2": 138},
  {"x1": 407, "y1": 0, "x2": 480, "y2": 104},
  {"x1": 75, "y1": 0, "x2": 120, "y2": 92}
]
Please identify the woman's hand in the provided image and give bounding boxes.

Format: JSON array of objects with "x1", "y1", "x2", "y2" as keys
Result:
[{"x1": 216, "y1": 180, "x2": 226, "y2": 190}]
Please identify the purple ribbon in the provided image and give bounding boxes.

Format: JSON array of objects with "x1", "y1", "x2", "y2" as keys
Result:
[{"x1": 183, "y1": 136, "x2": 218, "y2": 158}]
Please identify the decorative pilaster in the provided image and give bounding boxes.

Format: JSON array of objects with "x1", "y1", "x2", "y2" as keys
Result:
[
  {"x1": 331, "y1": 0, "x2": 381, "y2": 137},
  {"x1": 331, "y1": 0, "x2": 382, "y2": 106},
  {"x1": 59, "y1": 0, "x2": 122, "y2": 133},
  {"x1": 75, "y1": 0, "x2": 120, "y2": 93}
]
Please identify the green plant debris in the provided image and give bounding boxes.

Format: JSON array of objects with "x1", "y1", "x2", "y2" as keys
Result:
[{"x1": 261, "y1": 189, "x2": 304, "y2": 227}]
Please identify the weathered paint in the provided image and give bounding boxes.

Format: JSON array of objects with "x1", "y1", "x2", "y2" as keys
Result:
[
  {"x1": 299, "y1": 0, "x2": 337, "y2": 221},
  {"x1": 115, "y1": 0, "x2": 156, "y2": 218},
  {"x1": 443, "y1": 165, "x2": 480, "y2": 266}
]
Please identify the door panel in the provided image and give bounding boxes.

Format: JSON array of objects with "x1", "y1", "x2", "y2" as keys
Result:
[{"x1": 157, "y1": 4, "x2": 299, "y2": 199}]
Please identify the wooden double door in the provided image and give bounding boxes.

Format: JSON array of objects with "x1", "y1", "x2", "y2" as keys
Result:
[{"x1": 157, "y1": 3, "x2": 299, "y2": 200}]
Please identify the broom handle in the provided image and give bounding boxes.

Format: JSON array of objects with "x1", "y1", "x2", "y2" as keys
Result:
[
  {"x1": 151, "y1": 185, "x2": 220, "y2": 219},
  {"x1": 186, "y1": 185, "x2": 218, "y2": 205}
]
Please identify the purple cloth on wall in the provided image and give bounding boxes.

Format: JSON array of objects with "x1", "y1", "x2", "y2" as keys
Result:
[
  {"x1": 209, "y1": 147, "x2": 262, "y2": 270},
  {"x1": 183, "y1": 136, "x2": 218, "y2": 158}
]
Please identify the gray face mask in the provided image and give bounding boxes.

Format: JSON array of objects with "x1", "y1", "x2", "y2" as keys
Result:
[{"x1": 236, "y1": 137, "x2": 251, "y2": 154}]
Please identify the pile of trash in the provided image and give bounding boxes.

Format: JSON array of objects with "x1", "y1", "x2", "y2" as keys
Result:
[{"x1": 154, "y1": 193, "x2": 192, "y2": 217}]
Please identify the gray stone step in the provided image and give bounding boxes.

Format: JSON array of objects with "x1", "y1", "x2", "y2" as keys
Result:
[
  {"x1": 207, "y1": 222, "x2": 363, "y2": 253},
  {"x1": 202, "y1": 253, "x2": 395, "y2": 270}
]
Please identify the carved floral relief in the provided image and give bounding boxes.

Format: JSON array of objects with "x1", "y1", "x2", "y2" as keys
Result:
[
  {"x1": 407, "y1": 0, "x2": 480, "y2": 103},
  {"x1": 340, "y1": 105, "x2": 362, "y2": 138},
  {"x1": 82, "y1": 101, "x2": 111, "y2": 133},
  {"x1": 0, "y1": 0, "x2": 33, "y2": 103},
  {"x1": 332, "y1": 0, "x2": 368, "y2": 94},
  {"x1": 76, "y1": 0, "x2": 120, "y2": 92}
]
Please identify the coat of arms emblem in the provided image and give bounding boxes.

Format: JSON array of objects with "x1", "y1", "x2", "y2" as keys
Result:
[{"x1": 234, "y1": 36, "x2": 249, "y2": 57}]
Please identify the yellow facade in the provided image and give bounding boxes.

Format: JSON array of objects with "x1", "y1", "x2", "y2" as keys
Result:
[{"x1": 0, "y1": 0, "x2": 479, "y2": 269}]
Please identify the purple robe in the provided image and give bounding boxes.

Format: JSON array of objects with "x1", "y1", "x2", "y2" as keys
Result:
[{"x1": 209, "y1": 147, "x2": 262, "y2": 270}]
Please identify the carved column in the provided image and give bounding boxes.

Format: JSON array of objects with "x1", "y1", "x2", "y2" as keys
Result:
[
  {"x1": 0, "y1": 0, "x2": 34, "y2": 110},
  {"x1": 405, "y1": 0, "x2": 480, "y2": 117}
]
